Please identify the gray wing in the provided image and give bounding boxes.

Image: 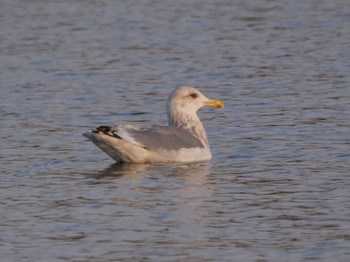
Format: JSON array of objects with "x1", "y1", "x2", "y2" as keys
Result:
[{"x1": 126, "y1": 126, "x2": 205, "y2": 151}]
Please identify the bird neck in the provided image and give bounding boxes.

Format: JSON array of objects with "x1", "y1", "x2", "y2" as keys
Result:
[{"x1": 168, "y1": 110, "x2": 209, "y2": 146}]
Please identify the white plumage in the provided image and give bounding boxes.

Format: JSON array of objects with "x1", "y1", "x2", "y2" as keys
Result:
[{"x1": 83, "y1": 86, "x2": 224, "y2": 163}]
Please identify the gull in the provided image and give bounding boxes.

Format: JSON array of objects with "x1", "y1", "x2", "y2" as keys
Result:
[{"x1": 83, "y1": 86, "x2": 224, "y2": 163}]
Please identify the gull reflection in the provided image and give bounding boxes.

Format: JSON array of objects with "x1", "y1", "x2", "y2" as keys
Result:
[
  {"x1": 87, "y1": 162, "x2": 213, "y2": 228},
  {"x1": 91, "y1": 161, "x2": 211, "y2": 182}
]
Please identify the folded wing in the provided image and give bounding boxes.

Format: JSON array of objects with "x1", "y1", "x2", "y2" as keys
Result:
[{"x1": 95, "y1": 125, "x2": 205, "y2": 151}]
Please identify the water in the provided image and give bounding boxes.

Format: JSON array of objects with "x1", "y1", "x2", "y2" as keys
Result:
[{"x1": 1, "y1": 0, "x2": 350, "y2": 261}]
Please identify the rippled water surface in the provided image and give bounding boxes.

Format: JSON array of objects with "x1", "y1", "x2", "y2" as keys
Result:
[{"x1": 1, "y1": 0, "x2": 350, "y2": 261}]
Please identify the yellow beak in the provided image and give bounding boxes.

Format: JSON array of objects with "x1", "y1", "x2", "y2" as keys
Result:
[{"x1": 204, "y1": 99, "x2": 224, "y2": 108}]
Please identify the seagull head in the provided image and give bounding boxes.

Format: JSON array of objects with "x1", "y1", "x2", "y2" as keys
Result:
[{"x1": 167, "y1": 86, "x2": 224, "y2": 114}]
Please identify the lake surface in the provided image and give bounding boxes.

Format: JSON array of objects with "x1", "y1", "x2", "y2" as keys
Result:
[{"x1": 1, "y1": 0, "x2": 350, "y2": 261}]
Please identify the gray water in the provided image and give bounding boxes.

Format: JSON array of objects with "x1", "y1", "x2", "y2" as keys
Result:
[{"x1": 1, "y1": 0, "x2": 350, "y2": 261}]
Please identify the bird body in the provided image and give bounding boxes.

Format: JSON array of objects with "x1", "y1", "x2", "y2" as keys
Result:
[{"x1": 83, "y1": 86, "x2": 223, "y2": 163}]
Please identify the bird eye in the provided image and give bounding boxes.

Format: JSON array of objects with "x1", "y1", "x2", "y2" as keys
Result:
[{"x1": 190, "y1": 93, "x2": 198, "y2": 99}]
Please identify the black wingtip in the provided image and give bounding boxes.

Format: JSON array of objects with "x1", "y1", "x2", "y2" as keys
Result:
[
  {"x1": 94, "y1": 126, "x2": 122, "y2": 139},
  {"x1": 96, "y1": 126, "x2": 112, "y2": 133}
]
